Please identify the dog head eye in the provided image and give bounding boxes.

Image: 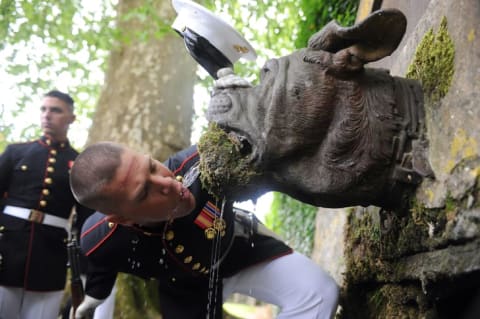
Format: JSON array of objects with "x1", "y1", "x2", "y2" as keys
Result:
[{"x1": 260, "y1": 59, "x2": 277, "y2": 82}]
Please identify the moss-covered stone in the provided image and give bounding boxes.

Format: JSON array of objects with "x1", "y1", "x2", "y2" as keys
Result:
[
  {"x1": 406, "y1": 16, "x2": 455, "y2": 103},
  {"x1": 343, "y1": 199, "x2": 454, "y2": 283},
  {"x1": 341, "y1": 186, "x2": 479, "y2": 318},
  {"x1": 197, "y1": 122, "x2": 260, "y2": 199},
  {"x1": 339, "y1": 284, "x2": 437, "y2": 319}
]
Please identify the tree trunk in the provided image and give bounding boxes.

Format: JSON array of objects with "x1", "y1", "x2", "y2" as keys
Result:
[
  {"x1": 86, "y1": 0, "x2": 197, "y2": 317},
  {"x1": 87, "y1": 0, "x2": 197, "y2": 160}
]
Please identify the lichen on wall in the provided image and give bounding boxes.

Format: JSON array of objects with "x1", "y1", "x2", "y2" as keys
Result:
[
  {"x1": 405, "y1": 16, "x2": 455, "y2": 103},
  {"x1": 445, "y1": 128, "x2": 478, "y2": 173}
]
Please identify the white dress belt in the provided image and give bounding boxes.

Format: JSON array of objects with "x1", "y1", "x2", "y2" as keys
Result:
[{"x1": 3, "y1": 205, "x2": 69, "y2": 229}]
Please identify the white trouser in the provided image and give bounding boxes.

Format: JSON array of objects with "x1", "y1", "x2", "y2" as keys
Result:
[
  {"x1": 0, "y1": 286, "x2": 63, "y2": 319},
  {"x1": 223, "y1": 252, "x2": 339, "y2": 319},
  {"x1": 76, "y1": 275, "x2": 116, "y2": 319},
  {"x1": 92, "y1": 282, "x2": 116, "y2": 319}
]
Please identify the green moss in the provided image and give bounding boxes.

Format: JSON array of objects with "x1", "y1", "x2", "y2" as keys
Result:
[
  {"x1": 339, "y1": 283, "x2": 435, "y2": 319},
  {"x1": 368, "y1": 289, "x2": 386, "y2": 313},
  {"x1": 406, "y1": 16, "x2": 455, "y2": 103},
  {"x1": 344, "y1": 209, "x2": 387, "y2": 282},
  {"x1": 444, "y1": 196, "x2": 458, "y2": 216},
  {"x1": 197, "y1": 123, "x2": 261, "y2": 200},
  {"x1": 343, "y1": 199, "x2": 452, "y2": 284},
  {"x1": 376, "y1": 285, "x2": 433, "y2": 318}
]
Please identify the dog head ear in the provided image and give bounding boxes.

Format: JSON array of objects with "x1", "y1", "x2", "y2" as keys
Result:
[{"x1": 308, "y1": 9, "x2": 406, "y2": 71}]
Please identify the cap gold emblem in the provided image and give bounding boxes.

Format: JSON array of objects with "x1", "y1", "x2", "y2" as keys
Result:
[{"x1": 233, "y1": 44, "x2": 249, "y2": 54}]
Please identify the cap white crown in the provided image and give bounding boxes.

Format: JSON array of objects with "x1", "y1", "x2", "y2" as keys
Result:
[{"x1": 171, "y1": 0, "x2": 257, "y2": 64}]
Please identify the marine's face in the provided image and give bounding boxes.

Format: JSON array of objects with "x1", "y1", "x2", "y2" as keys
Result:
[
  {"x1": 40, "y1": 96, "x2": 75, "y2": 140},
  {"x1": 103, "y1": 147, "x2": 196, "y2": 224}
]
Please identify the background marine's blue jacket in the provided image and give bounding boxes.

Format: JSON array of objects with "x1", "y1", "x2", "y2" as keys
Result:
[{"x1": 0, "y1": 136, "x2": 94, "y2": 290}]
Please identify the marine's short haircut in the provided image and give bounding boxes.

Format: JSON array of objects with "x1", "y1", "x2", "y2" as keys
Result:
[
  {"x1": 70, "y1": 141, "x2": 124, "y2": 211},
  {"x1": 44, "y1": 89, "x2": 75, "y2": 112}
]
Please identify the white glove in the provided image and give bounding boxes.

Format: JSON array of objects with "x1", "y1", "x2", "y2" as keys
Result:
[
  {"x1": 214, "y1": 67, "x2": 252, "y2": 89},
  {"x1": 69, "y1": 295, "x2": 105, "y2": 319}
]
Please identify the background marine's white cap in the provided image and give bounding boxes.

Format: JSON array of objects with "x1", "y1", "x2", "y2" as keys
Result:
[{"x1": 171, "y1": 0, "x2": 257, "y2": 77}]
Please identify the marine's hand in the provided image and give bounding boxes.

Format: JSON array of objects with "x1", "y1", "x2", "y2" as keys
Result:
[
  {"x1": 214, "y1": 67, "x2": 252, "y2": 89},
  {"x1": 69, "y1": 295, "x2": 104, "y2": 319}
]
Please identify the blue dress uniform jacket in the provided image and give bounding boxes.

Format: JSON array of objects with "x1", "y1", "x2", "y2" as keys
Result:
[
  {"x1": 81, "y1": 145, "x2": 292, "y2": 319},
  {"x1": 0, "y1": 136, "x2": 94, "y2": 291}
]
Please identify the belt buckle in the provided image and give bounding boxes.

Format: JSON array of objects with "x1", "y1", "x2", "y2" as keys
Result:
[{"x1": 29, "y1": 209, "x2": 45, "y2": 223}]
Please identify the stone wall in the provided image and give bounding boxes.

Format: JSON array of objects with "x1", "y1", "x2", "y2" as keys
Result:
[{"x1": 313, "y1": 0, "x2": 480, "y2": 317}]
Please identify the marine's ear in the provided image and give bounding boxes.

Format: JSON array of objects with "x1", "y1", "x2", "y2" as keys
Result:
[{"x1": 105, "y1": 214, "x2": 134, "y2": 226}]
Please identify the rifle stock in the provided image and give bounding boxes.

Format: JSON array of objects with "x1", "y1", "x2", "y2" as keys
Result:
[{"x1": 67, "y1": 236, "x2": 85, "y2": 315}]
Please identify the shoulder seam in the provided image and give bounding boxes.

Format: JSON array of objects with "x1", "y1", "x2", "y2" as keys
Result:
[
  {"x1": 173, "y1": 150, "x2": 199, "y2": 175},
  {"x1": 81, "y1": 218, "x2": 118, "y2": 256}
]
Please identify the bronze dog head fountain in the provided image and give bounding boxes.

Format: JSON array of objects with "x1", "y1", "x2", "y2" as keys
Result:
[{"x1": 200, "y1": 9, "x2": 433, "y2": 209}]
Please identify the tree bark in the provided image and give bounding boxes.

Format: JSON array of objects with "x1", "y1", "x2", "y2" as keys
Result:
[{"x1": 88, "y1": 0, "x2": 197, "y2": 160}]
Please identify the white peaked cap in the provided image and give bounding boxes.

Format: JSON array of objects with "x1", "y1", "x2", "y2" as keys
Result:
[{"x1": 171, "y1": 0, "x2": 257, "y2": 63}]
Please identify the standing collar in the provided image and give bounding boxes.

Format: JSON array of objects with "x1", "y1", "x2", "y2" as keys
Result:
[{"x1": 40, "y1": 135, "x2": 70, "y2": 149}]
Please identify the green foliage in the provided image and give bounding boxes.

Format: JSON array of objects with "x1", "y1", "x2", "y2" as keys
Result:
[
  {"x1": 0, "y1": 0, "x2": 15, "y2": 44},
  {"x1": 296, "y1": 0, "x2": 359, "y2": 48},
  {"x1": 1, "y1": 0, "x2": 116, "y2": 147},
  {"x1": 265, "y1": 192, "x2": 318, "y2": 255},
  {"x1": 118, "y1": 0, "x2": 173, "y2": 44},
  {"x1": 208, "y1": 0, "x2": 298, "y2": 52}
]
